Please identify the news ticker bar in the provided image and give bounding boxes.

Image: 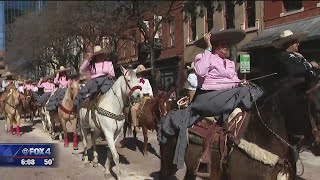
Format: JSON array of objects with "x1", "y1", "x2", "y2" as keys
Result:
[{"x1": 0, "y1": 143, "x2": 56, "y2": 167}]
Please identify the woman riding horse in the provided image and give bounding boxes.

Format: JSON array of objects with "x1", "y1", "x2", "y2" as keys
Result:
[
  {"x1": 73, "y1": 45, "x2": 115, "y2": 110},
  {"x1": 46, "y1": 66, "x2": 71, "y2": 111},
  {"x1": 157, "y1": 28, "x2": 264, "y2": 170},
  {"x1": 36, "y1": 75, "x2": 55, "y2": 107}
]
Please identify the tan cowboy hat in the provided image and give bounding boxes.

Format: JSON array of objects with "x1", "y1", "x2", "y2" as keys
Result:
[
  {"x1": 272, "y1": 30, "x2": 308, "y2": 49},
  {"x1": 187, "y1": 62, "x2": 195, "y2": 70},
  {"x1": 42, "y1": 75, "x2": 54, "y2": 82},
  {"x1": 56, "y1": 66, "x2": 71, "y2": 73},
  {"x1": 195, "y1": 28, "x2": 246, "y2": 49},
  {"x1": 1, "y1": 71, "x2": 17, "y2": 78},
  {"x1": 92, "y1": 45, "x2": 111, "y2": 57},
  {"x1": 135, "y1": 64, "x2": 151, "y2": 74}
]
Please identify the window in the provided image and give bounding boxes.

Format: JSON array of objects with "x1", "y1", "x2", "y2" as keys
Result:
[
  {"x1": 245, "y1": 1, "x2": 256, "y2": 28},
  {"x1": 189, "y1": 15, "x2": 197, "y2": 42},
  {"x1": 141, "y1": 21, "x2": 149, "y2": 42},
  {"x1": 122, "y1": 41, "x2": 126, "y2": 58},
  {"x1": 168, "y1": 19, "x2": 175, "y2": 47},
  {"x1": 154, "y1": 15, "x2": 162, "y2": 48},
  {"x1": 205, "y1": 2, "x2": 214, "y2": 32},
  {"x1": 283, "y1": 0, "x2": 302, "y2": 12},
  {"x1": 131, "y1": 32, "x2": 136, "y2": 56},
  {"x1": 225, "y1": 1, "x2": 235, "y2": 29}
]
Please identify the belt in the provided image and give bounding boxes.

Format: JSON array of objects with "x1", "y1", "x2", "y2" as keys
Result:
[{"x1": 195, "y1": 88, "x2": 215, "y2": 95}]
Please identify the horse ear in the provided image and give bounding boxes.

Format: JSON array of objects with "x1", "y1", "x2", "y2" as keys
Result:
[{"x1": 120, "y1": 65, "x2": 127, "y2": 75}]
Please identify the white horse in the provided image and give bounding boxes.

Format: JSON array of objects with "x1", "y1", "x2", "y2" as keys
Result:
[{"x1": 79, "y1": 66, "x2": 142, "y2": 179}]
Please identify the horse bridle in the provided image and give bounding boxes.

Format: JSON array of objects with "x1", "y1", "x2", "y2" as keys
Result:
[{"x1": 123, "y1": 70, "x2": 142, "y2": 97}]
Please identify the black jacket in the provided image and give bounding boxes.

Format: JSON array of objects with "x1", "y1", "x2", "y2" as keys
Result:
[{"x1": 275, "y1": 51, "x2": 314, "y2": 78}]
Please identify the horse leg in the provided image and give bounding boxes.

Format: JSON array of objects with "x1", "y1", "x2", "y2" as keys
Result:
[
  {"x1": 104, "y1": 148, "x2": 113, "y2": 176},
  {"x1": 104, "y1": 130, "x2": 121, "y2": 180},
  {"x1": 80, "y1": 122, "x2": 90, "y2": 166},
  {"x1": 91, "y1": 130, "x2": 99, "y2": 167},
  {"x1": 71, "y1": 118, "x2": 78, "y2": 150},
  {"x1": 142, "y1": 126, "x2": 148, "y2": 156},
  {"x1": 9, "y1": 115, "x2": 14, "y2": 135},
  {"x1": 120, "y1": 120, "x2": 128, "y2": 148},
  {"x1": 183, "y1": 170, "x2": 197, "y2": 180},
  {"x1": 16, "y1": 113, "x2": 21, "y2": 137},
  {"x1": 60, "y1": 117, "x2": 68, "y2": 147}
]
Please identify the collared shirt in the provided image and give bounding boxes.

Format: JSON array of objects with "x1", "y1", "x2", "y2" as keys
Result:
[
  {"x1": 80, "y1": 59, "x2": 115, "y2": 79},
  {"x1": 187, "y1": 72, "x2": 197, "y2": 91},
  {"x1": 139, "y1": 78, "x2": 153, "y2": 97},
  {"x1": 54, "y1": 73, "x2": 69, "y2": 88},
  {"x1": 37, "y1": 81, "x2": 55, "y2": 92},
  {"x1": 194, "y1": 50, "x2": 240, "y2": 91}
]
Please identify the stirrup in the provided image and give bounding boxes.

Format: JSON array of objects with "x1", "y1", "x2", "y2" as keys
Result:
[{"x1": 195, "y1": 158, "x2": 211, "y2": 177}]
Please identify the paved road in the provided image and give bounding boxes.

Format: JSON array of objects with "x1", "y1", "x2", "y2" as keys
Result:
[{"x1": 0, "y1": 117, "x2": 319, "y2": 180}]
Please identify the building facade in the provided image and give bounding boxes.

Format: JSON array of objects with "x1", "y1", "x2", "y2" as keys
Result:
[
  {"x1": 183, "y1": 1, "x2": 264, "y2": 80},
  {"x1": 0, "y1": 1, "x2": 44, "y2": 77},
  {"x1": 243, "y1": 1, "x2": 320, "y2": 60},
  {"x1": 117, "y1": 2, "x2": 185, "y2": 91}
]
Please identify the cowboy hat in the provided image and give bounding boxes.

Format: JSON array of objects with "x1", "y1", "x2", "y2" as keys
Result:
[
  {"x1": 195, "y1": 28, "x2": 246, "y2": 49},
  {"x1": 135, "y1": 64, "x2": 152, "y2": 74},
  {"x1": 56, "y1": 66, "x2": 71, "y2": 73},
  {"x1": 24, "y1": 79, "x2": 33, "y2": 83},
  {"x1": 1, "y1": 71, "x2": 18, "y2": 78},
  {"x1": 92, "y1": 45, "x2": 112, "y2": 57},
  {"x1": 42, "y1": 75, "x2": 54, "y2": 82},
  {"x1": 272, "y1": 30, "x2": 307, "y2": 49},
  {"x1": 187, "y1": 62, "x2": 195, "y2": 70}
]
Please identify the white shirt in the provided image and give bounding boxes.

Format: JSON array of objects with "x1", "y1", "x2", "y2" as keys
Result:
[
  {"x1": 139, "y1": 78, "x2": 153, "y2": 97},
  {"x1": 187, "y1": 72, "x2": 197, "y2": 91},
  {"x1": 2, "y1": 80, "x2": 10, "y2": 89}
]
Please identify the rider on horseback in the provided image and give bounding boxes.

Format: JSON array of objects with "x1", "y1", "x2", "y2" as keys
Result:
[
  {"x1": 73, "y1": 45, "x2": 115, "y2": 110},
  {"x1": 158, "y1": 28, "x2": 264, "y2": 169},
  {"x1": 130, "y1": 64, "x2": 153, "y2": 132},
  {"x1": 36, "y1": 75, "x2": 55, "y2": 107},
  {"x1": 46, "y1": 66, "x2": 71, "y2": 111}
]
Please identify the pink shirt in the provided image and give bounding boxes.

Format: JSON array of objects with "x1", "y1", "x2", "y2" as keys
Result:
[
  {"x1": 194, "y1": 50, "x2": 240, "y2": 91},
  {"x1": 24, "y1": 84, "x2": 36, "y2": 92},
  {"x1": 80, "y1": 59, "x2": 115, "y2": 79},
  {"x1": 37, "y1": 81, "x2": 55, "y2": 92},
  {"x1": 54, "y1": 73, "x2": 69, "y2": 88}
]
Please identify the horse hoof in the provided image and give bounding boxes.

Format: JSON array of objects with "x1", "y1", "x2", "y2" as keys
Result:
[
  {"x1": 73, "y1": 147, "x2": 79, "y2": 151},
  {"x1": 93, "y1": 161, "x2": 99, "y2": 168}
]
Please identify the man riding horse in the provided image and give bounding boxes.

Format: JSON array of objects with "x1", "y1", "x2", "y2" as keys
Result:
[
  {"x1": 0, "y1": 72, "x2": 19, "y2": 113},
  {"x1": 130, "y1": 64, "x2": 154, "y2": 133},
  {"x1": 158, "y1": 28, "x2": 264, "y2": 170},
  {"x1": 272, "y1": 30, "x2": 320, "y2": 144}
]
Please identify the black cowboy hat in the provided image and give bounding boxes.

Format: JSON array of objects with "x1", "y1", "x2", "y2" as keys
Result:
[{"x1": 195, "y1": 28, "x2": 246, "y2": 49}]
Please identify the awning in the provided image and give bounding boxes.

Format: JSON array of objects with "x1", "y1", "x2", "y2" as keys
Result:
[{"x1": 241, "y1": 16, "x2": 320, "y2": 51}]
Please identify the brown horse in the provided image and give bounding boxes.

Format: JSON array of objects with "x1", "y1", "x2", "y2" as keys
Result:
[
  {"x1": 4, "y1": 89, "x2": 24, "y2": 136},
  {"x1": 50, "y1": 80, "x2": 80, "y2": 150},
  {"x1": 121, "y1": 91, "x2": 171, "y2": 155},
  {"x1": 159, "y1": 85, "x2": 304, "y2": 179},
  {"x1": 21, "y1": 90, "x2": 38, "y2": 125}
]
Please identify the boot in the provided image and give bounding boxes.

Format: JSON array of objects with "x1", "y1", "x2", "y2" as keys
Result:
[
  {"x1": 16, "y1": 125, "x2": 20, "y2": 137},
  {"x1": 64, "y1": 133, "x2": 69, "y2": 147},
  {"x1": 10, "y1": 125, "x2": 14, "y2": 135},
  {"x1": 73, "y1": 132, "x2": 78, "y2": 150}
]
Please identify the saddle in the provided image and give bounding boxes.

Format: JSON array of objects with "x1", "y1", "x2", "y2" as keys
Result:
[
  {"x1": 82, "y1": 94, "x2": 104, "y2": 129},
  {"x1": 137, "y1": 96, "x2": 152, "y2": 119},
  {"x1": 188, "y1": 108, "x2": 249, "y2": 177}
]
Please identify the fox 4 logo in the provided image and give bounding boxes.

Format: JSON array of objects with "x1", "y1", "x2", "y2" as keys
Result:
[{"x1": 29, "y1": 148, "x2": 51, "y2": 156}]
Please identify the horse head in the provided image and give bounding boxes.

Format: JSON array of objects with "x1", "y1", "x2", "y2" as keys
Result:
[
  {"x1": 68, "y1": 80, "x2": 80, "y2": 100},
  {"x1": 158, "y1": 91, "x2": 171, "y2": 118},
  {"x1": 120, "y1": 65, "x2": 142, "y2": 103},
  {"x1": 11, "y1": 89, "x2": 22, "y2": 108}
]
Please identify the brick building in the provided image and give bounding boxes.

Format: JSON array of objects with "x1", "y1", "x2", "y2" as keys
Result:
[
  {"x1": 183, "y1": 1, "x2": 264, "y2": 82},
  {"x1": 116, "y1": 2, "x2": 184, "y2": 91},
  {"x1": 242, "y1": 1, "x2": 320, "y2": 60}
]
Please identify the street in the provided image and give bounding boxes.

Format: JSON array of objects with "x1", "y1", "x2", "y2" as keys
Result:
[{"x1": 0, "y1": 117, "x2": 319, "y2": 180}]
